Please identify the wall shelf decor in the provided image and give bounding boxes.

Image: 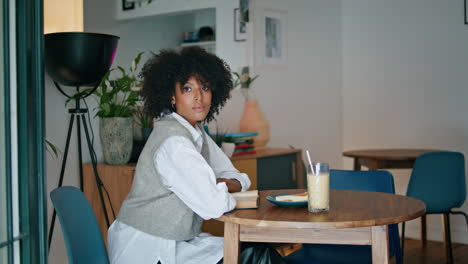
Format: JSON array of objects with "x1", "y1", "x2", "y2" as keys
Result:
[
  {"x1": 465, "y1": 0, "x2": 468, "y2": 24},
  {"x1": 262, "y1": 10, "x2": 287, "y2": 65}
]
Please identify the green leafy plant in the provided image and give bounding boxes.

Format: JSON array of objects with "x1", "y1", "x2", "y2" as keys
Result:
[
  {"x1": 211, "y1": 133, "x2": 227, "y2": 147},
  {"x1": 233, "y1": 71, "x2": 259, "y2": 89},
  {"x1": 209, "y1": 126, "x2": 230, "y2": 147},
  {"x1": 134, "y1": 106, "x2": 153, "y2": 128},
  {"x1": 75, "y1": 52, "x2": 145, "y2": 118},
  {"x1": 45, "y1": 139, "x2": 60, "y2": 159},
  {"x1": 233, "y1": 71, "x2": 259, "y2": 100}
]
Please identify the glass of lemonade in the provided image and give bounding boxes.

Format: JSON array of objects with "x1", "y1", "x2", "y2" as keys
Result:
[{"x1": 307, "y1": 163, "x2": 330, "y2": 212}]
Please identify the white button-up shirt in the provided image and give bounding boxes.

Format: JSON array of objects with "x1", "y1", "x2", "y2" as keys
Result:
[{"x1": 108, "y1": 113, "x2": 251, "y2": 264}]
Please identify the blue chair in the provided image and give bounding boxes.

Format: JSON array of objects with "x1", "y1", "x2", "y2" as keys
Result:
[
  {"x1": 50, "y1": 186, "x2": 109, "y2": 264},
  {"x1": 402, "y1": 151, "x2": 467, "y2": 264},
  {"x1": 284, "y1": 169, "x2": 402, "y2": 264}
]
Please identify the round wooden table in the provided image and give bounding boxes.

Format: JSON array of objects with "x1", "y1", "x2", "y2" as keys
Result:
[
  {"x1": 342, "y1": 148, "x2": 441, "y2": 170},
  {"x1": 218, "y1": 189, "x2": 425, "y2": 264}
]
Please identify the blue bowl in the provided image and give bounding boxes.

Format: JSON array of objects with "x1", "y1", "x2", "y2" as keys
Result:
[{"x1": 266, "y1": 194, "x2": 308, "y2": 208}]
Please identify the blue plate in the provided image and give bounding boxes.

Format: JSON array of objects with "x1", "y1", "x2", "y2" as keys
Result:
[
  {"x1": 266, "y1": 194, "x2": 308, "y2": 207},
  {"x1": 213, "y1": 132, "x2": 258, "y2": 138}
]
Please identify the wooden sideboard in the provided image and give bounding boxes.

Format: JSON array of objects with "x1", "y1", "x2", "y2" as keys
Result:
[{"x1": 83, "y1": 147, "x2": 303, "y2": 242}]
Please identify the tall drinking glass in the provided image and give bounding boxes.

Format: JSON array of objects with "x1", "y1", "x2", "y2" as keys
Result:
[{"x1": 307, "y1": 163, "x2": 330, "y2": 212}]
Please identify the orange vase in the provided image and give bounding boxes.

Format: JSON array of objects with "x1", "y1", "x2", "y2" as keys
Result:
[{"x1": 239, "y1": 100, "x2": 270, "y2": 149}]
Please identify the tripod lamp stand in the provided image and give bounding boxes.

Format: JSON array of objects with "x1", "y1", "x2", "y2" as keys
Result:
[{"x1": 44, "y1": 32, "x2": 120, "y2": 249}]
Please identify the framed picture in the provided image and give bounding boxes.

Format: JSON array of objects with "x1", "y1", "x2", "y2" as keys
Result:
[
  {"x1": 240, "y1": 0, "x2": 249, "y2": 22},
  {"x1": 122, "y1": 0, "x2": 135, "y2": 11},
  {"x1": 263, "y1": 10, "x2": 286, "y2": 65},
  {"x1": 234, "y1": 8, "x2": 246, "y2": 42},
  {"x1": 465, "y1": 0, "x2": 468, "y2": 24}
]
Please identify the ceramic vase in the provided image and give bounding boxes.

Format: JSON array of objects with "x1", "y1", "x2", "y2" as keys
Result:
[
  {"x1": 239, "y1": 100, "x2": 270, "y2": 149},
  {"x1": 100, "y1": 117, "x2": 133, "y2": 165}
]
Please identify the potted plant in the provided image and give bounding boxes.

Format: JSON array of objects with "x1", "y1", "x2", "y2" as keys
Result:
[
  {"x1": 233, "y1": 71, "x2": 258, "y2": 100},
  {"x1": 134, "y1": 105, "x2": 153, "y2": 141},
  {"x1": 233, "y1": 68, "x2": 270, "y2": 149},
  {"x1": 82, "y1": 52, "x2": 144, "y2": 164},
  {"x1": 46, "y1": 139, "x2": 60, "y2": 159}
]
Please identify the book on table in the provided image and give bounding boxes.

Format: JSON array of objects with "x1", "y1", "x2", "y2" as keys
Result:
[
  {"x1": 232, "y1": 139, "x2": 256, "y2": 156},
  {"x1": 234, "y1": 143, "x2": 252, "y2": 149},
  {"x1": 231, "y1": 190, "x2": 259, "y2": 209},
  {"x1": 234, "y1": 146, "x2": 254, "y2": 152},
  {"x1": 232, "y1": 150, "x2": 256, "y2": 156},
  {"x1": 231, "y1": 138, "x2": 254, "y2": 145}
]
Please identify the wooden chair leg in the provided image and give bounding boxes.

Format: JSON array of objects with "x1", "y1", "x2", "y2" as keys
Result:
[
  {"x1": 401, "y1": 222, "x2": 405, "y2": 260},
  {"x1": 420, "y1": 214, "x2": 427, "y2": 248},
  {"x1": 442, "y1": 213, "x2": 454, "y2": 264}
]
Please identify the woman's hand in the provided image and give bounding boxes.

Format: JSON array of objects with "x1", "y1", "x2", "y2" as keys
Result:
[{"x1": 216, "y1": 178, "x2": 242, "y2": 193}]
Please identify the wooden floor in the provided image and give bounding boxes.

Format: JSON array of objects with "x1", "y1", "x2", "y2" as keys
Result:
[
  {"x1": 279, "y1": 239, "x2": 468, "y2": 264},
  {"x1": 403, "y1": 238, "x2": 468, "y2": 264}
]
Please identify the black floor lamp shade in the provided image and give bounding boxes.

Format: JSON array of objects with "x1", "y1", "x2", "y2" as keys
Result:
[
  {"x1": 44, "y1": 32, "x2": 120, "y2": 251},
  {"x1": 44, "y1": 32, "x2": 119, "y2": 87}
]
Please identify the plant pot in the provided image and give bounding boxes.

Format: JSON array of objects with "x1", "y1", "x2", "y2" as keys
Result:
[
  {"x1": 239, "y1": 100, "x2": 270, "y2": 149},
  {"x1": 141, "y1": 127, "x2": 153, "y2": 141},
  {"x1": 100, "y1": 117, "x2": 133, "y2": 165}
]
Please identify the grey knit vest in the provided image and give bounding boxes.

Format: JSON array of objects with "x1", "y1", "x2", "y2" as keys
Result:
[{"x1": 117, "y1": 115, "x2": 209, "y2": 240}]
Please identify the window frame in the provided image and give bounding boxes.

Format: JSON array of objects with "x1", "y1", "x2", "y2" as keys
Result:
[{"x1": 0, "y1": 0, "x2": 47, "y2": 263}]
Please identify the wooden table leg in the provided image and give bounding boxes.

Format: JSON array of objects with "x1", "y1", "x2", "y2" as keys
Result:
[
  {"x1": 224, "y1": 222, "x2": 240, "y2": 264},
  {"x1": 371, "y1": 225, "x2": 389, "y2": 264},
  {"x1": 353, "y1": 158, "x2": 361, "y2": 171}
]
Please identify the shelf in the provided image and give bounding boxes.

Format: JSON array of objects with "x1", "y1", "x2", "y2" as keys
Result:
[
  {"x1": 180, "y1": 40, "x2": 215, "y2": 47},
  {"x1": 115, "y1": 0, "x2": 216, "y2": 21},
  {"x1": 180, "y1": 41, "x2": 215, "y2": 53}
]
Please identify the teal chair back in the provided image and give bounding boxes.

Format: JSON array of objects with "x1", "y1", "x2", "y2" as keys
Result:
[
  {"x1": 407, "y1": 151, "x2": 466, "y2": 213},
  {"x1": 50, "y1": 186, "x2": 109, "y2": 264},
  {"x1": 284, "y1": 169, "x2": 402, "y2": 264},
  {"x1": 402, "y1": 151, "x2": 466, "y2": 263}
]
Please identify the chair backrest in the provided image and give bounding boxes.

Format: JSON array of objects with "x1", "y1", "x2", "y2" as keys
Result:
[
  {"x1": 50, "y1": 186, "x2": 109, "y2": 264},
  {"x1": 329, "y1": 169, "x2": 401, "y2": 262},
  {"x1": 330, "y1": 169, "x2": 395, "y2": 193},
  {"x1": 407, "y1": 151, "x2": 466, "y2": 213}
]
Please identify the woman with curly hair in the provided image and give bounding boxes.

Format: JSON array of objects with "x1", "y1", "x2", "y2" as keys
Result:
[{"x1": 106, "y1": 47, "x2": 283, "y2": 264}]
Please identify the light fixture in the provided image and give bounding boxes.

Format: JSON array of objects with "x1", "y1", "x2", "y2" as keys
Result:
[{"x1": 44, "y1": 32, "x2": 119, "y2": 249}]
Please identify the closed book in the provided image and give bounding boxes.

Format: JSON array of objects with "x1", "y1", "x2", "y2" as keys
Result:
[
  {"x1": 232, "y1": 150, "x2": 256, "y2": 156},
  {"x1": 231, "y1": 190, "x2": 259, "y2": 209},
  {"x1": 234, "y1": 144, "x2": 252, "y2": 149},
  {"x1": 234, "y1": 147, "x2": 254, "y2": 153},
  {"x1": 231, "y1": 138, "x2": 254, "y2": 145},
  {"x1": 223, "y1": 132, "x2": 258, "y2": 138}
]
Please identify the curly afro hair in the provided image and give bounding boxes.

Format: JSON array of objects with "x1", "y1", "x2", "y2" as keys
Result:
[{"x1": 139, "y1": 46, "x2": 233, "y2": 123}]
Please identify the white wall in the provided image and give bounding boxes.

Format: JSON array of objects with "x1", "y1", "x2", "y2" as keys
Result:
[
  {"x1": 207, "y1": 0, "x2": 249, "y2": 131},
  {"x1": 194, "y1": 8, "x2": 215, "y2": 31},
  {"x1": 249, "y1": 0, "x2": 343, "y2": 168},
  {"x1": 342, "y1": 0, "x2": 468, "y2": 243}
]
